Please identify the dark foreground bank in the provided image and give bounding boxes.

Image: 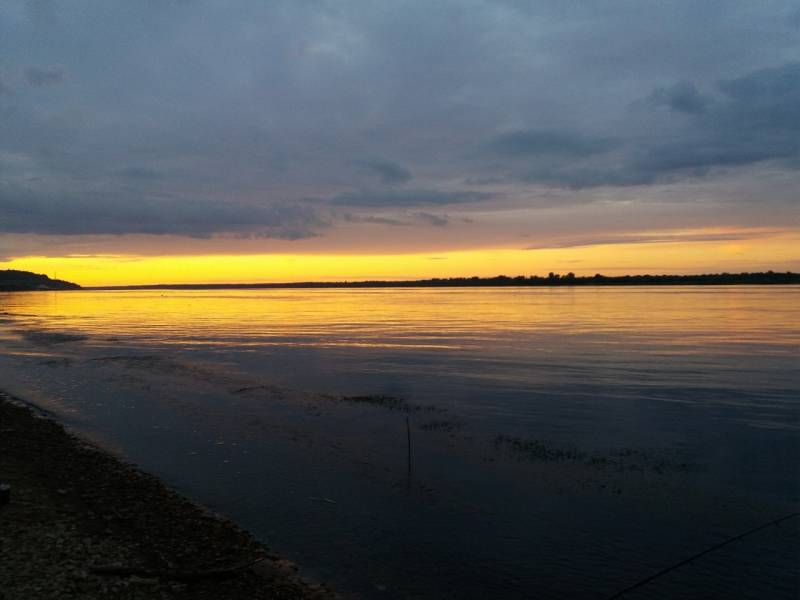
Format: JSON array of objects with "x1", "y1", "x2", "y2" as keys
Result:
[{"x1": 0, "y1": 393, "x2": 337, "y2": 600}]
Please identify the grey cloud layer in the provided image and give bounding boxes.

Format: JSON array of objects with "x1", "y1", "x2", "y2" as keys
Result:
[
  {"x1": 355, "y1": 159, "x2": 413, "y2": 185},
  {"x1": 0, "y1": 0, "x2": 798, "y2": 241},
  {"x1": 24, "y1": 66, "x2": 63, "y2": 86},
  {"x1": 0, "y1": 184, "x2": 324, "y2": 238},
  {"x1": 637, "y1": 63, "x2": 800, "y2": 174},
  {"x1": 489, "y1": 130, "x2": 617, "y2": 158},
  {"x1": 484, "y1": 63, "x2": 800, "y2": 189},
  {"x1": 525, "y1": 230, "x2": 785, "y2": 250},
  {"x1": 325, "y1": 189, "x2": 492, "y2": 207}
]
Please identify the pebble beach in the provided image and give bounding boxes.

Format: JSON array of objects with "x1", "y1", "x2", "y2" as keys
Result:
[{"x1": 0, "y1": 392, "x2": 336, "y2": 600}]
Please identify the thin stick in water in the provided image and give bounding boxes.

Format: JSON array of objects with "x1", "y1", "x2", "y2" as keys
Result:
[{"x1": 406, "y1": 416, "x2": 412, "y2": 480}]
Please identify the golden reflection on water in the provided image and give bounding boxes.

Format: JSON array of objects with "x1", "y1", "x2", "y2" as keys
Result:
[{"x1": 1, "y1": 286, "x2": 799, "y2": 352}]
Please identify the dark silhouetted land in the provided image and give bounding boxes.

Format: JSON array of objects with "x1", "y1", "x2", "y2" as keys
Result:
[
  {"x1": 0, "y1": 270, "x2": 81, "y2": 291},
  {"x1": 91, "y1": 271, "x2": 800, "y2": 290}
]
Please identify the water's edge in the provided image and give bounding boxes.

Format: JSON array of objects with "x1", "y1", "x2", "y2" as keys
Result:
[{"x1": 0, "y1": 390, "x2": 336, "y2": 599}]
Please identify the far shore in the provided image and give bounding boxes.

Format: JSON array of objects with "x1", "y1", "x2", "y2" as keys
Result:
[
  {"x1": 0, "y1": 391, "x2": 335, "y2": 600},
  {"x1": 85, "y1": 271, "x2": 800, "y2": 291},
  {"x1": 2, "y1": 269, "x2": 798, "y2": 292}
]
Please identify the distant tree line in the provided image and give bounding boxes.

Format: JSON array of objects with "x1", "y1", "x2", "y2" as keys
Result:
[
  {"x1": 323, "y1": 271, "x2": 800, "y2": 287},
  {"x1": 400, "y1": 271, "x2": 800, "y2": 287},
  {"x1": 95, "y1": 271, "x2": 800, "y2": 290},
  {"x1": 4, "y1": 268, "x2": 798, "y2": 292}
]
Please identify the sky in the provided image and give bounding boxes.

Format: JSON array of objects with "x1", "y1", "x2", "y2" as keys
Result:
[{"x1": 1, "y1": 0, "x2": 799, "y2": 285}]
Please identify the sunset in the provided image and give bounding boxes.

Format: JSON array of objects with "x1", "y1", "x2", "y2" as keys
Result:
[
  {"x1": 4, "y1": 226, "x2": 799, "y2": 286},
  {"x1": 2, "y1": 2, "x2": 799, "y2": 285},
  {"x1": 1, "y1": 2, "x2": 798, "y2": 599}
]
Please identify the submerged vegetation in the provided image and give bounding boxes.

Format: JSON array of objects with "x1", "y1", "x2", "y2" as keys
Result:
[
  {"x1": 493, "y1": 434, "x2": 692, "y2": 475},
  {"x1": 334, "y1": 394, "x2": 440, "y2": 413},
  {"x1": 419, "y1": 419, "x2": 462, "y2": 432}
]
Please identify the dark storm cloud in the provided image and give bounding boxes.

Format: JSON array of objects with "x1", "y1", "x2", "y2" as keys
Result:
[
  {"x1": 340, "y1": 211, "x2": 450, "y2": 227},
  {"x1": 647, "y1": 82, "x2": 708, "y2": 114},
  {"x1": 488, "y1": 130, "x2": 617, "y2": 158},
  {"x1": 326, "y1": 189, "x2": 492, "y2": 207},
  {"x1": 414, "y1": 212, "x2": 449, "y2": 227},
  {"x1": 634, "y1": 62, "x2": 800, "y2": 176},
  {"x1": 790, "y1": 8, "x2": 800, "y2": 27},
  {"x1": 117, "y1": 167, "x2": 163, "y2": 180},
  {"x1": 521, "y1": 167, "x2": 657, "y2": 190},
  {"x1": 1, "y1": 0, "x2": 798, "y2": 244},
  {"x1": 0, "y1": 77, "x2": 11, "y2": 96},
  {"x1": 24, "y1": 66, "x2": 64, "y2": 86},
  {"x1": 25, "y1": 0, "x2": 57, "y2": 25},
  {"x1": 0, "y1": 184, "x2": 325, "y2": 238},
  {"x1": 487, "y1": 62, "x2": 800, "y2": 190},
  {"x1": 356, "y1": 159, "x2": 413, "y2": 185},
  {"x1": 341, "y1": 213, "x2": 408, "y2": 226}
]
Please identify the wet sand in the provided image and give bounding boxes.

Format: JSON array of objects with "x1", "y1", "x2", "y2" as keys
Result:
[{"x1": 0, "y1": 392, "x2": 337, "y2": 600}]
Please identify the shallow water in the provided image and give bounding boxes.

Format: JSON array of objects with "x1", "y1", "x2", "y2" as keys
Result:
[{"x1": 1, "y1": 286, "x2": 798, "y2": 598}]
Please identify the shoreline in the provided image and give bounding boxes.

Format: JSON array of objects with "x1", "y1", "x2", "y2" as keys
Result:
[
  {"x1": 0, "y1": 391, "x2": 337, "y2": 600},
  {"x1": 85, "y1": 273, "x2": 800, "y2": 290}
]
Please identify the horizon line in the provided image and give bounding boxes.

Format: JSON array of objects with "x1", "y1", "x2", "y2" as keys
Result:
[{"x1": 80, "y1": 271, "x2": 800, "y2": 290}]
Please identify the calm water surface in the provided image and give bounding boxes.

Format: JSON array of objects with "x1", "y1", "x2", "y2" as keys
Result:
[{"x1": 1, "y1": 287, "x2": 798, "y2": 598}]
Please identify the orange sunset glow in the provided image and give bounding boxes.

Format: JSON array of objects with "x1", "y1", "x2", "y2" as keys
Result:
[{"x1": 4, "y1": 227, "x2": 798, "y2": 287}]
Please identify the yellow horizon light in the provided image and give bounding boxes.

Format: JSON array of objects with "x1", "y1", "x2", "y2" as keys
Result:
[{"x1": 2, "y1": 230, "x2": 798, "y2": 287}]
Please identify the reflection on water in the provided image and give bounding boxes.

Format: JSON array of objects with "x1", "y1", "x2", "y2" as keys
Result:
[
  {"x1": 1, "y1": 287, "x2": 798, "y2": 598},
  {"x1": 4, "y1": 286, "x2": 800, "y2": 346}
]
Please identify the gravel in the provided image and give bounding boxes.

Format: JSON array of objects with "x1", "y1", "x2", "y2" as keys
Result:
[{"x1": 0, "y1": 393, "x2": 338, "y2": 600}]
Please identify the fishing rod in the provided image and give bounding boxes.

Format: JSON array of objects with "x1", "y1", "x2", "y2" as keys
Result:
[{"x1": 606, "y1": 511, "x2": 800, "y2": 599}]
